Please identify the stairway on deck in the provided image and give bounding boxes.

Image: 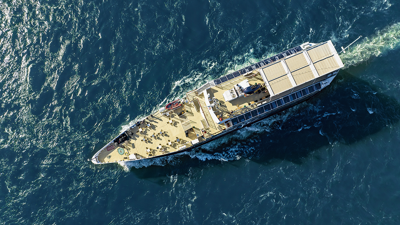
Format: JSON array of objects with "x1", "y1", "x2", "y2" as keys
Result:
[{"x1": 198, "y1": 98, "x2": 217, "y2": 130}]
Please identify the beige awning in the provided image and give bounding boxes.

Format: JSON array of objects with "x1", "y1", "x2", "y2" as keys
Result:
[
  {"x1": 313, "y1": 55, "x2": 340, "y2": 75},
  {"x1": 269, "y1": 75, "x2": 293, "y2": 95},
  {"x1": 307, "y1": 43, "x2": 332, "y2": 62},
  {"x1": 291, "y1": 66, "x2": 314, "y2": 85},
  {"x1": 262, "y1": 62, "x2": 286, "y2": 81},
  {"x1": 258, "y1": 40, "x2": 343, "y2": 96},
  {"x1": 285, "y1": 53, "x2": 308, "y2": 71}
]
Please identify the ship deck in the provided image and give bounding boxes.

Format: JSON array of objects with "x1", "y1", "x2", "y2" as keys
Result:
[
  {"x1": 94, "y1": 40, "x2": 344, "y2": 164},
  {"x1": 97, "y1": 101, "x2": 221, "y2": 163},
  {"x1": 97, "y1": 74, "x2": 269, "y2": 163}
]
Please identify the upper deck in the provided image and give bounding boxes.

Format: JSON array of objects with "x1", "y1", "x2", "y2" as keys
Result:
[
  {"x1": 260, "y1": 41, "x2": 343, "y2": 96},
  {"x1": 92, "y1": 40, "x2": 344, "y2": 164}
]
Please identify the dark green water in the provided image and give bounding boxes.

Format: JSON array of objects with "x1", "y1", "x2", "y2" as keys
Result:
[{"x1": 1, "y1": 0, "x2": 400, "y2": 224}]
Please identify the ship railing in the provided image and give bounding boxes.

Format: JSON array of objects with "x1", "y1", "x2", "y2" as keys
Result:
[
  {"x1": 196, "y1": 81, "x2": 215, "y2": 95},
  {"x1": 92, "y1": 123, "x2": 139, "y2": 164}
]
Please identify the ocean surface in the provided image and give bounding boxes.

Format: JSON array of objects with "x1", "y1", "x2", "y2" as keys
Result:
[{"x1": 1, "y1": 0, "x2": 400, "y2": 224}]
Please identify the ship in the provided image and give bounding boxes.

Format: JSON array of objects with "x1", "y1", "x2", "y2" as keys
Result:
[{"x1": 91, "y1": 40, "x2": 344, "y2": 165}]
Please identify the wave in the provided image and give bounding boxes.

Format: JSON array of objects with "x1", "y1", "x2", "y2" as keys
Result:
[{"x1": 340, "y1": 22, "x2": 400, "y2": 68}]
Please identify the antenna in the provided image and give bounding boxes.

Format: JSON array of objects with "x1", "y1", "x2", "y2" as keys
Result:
[{"x1": 340, "y1": 35, "x2": 363, "y2": 54}]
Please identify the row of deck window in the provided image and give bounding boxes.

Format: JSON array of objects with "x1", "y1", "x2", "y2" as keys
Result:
[{"x1": 231, "y1": 83, "x2": 322, "y2": 125}]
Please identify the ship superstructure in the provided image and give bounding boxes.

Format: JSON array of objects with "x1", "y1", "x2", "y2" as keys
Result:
[{"x1": 92, "y1": 40, "x2": 344, "y2": 164}]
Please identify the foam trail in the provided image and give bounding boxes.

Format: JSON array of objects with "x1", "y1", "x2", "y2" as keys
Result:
[
  {"x1": 119, "y1": 154, "x2": 182, "y2": 171},
  {"x1": 341, "y1": 22, "x2": 400, "y2": 68}
]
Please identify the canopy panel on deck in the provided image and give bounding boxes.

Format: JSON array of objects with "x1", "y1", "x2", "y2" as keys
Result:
[{"x1": 259, "y1": 40, "x2": 343, "y2": 96}]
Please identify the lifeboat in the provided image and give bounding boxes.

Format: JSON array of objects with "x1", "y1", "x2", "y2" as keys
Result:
[{"x1": 165, "y1": 99, "x2": 182, "y2": 110}]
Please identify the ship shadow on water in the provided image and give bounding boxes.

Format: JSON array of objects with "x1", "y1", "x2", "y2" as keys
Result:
[
  {"x1": 253, "y1": 69, "x2": 400, "y2": 165},
  {"x1": 130, "y1": 68, "x2": 400, "y2": 180}
]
